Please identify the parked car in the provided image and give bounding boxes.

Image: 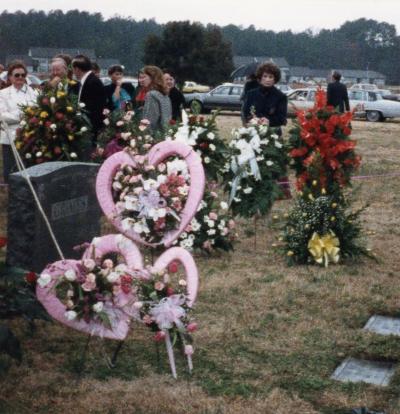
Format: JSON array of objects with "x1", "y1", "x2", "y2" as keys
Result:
[
  {"x1": 277, "y1": 84, "x2": 294, "y2": 95},
  {"x1": 182, "y1": 81, "x2": 210, "y2": 94},
  {"x1": 348, "y1": 89, "x2": 400, "y2": 121},
  {"x1": 376, "y1": 89, "x2": 400, "y2": 102},
  {"x1": 184, "y1": 83, "x2": 244, "y2": 113},
  {"x1": 287, "y1": 88, "x2": 318, "y2": 116},
  {"x1": 100, "y1": 76, "x2": 138, "y2": 88},
  {"x1": 349, "y1": 83, "x2": 378, "y2": 91},
  {"x1": 287, "y1": 88, "x2": 365, "y2": 118}
]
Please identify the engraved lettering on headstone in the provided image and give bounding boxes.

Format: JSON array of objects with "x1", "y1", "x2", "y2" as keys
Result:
[{"x1": 51, "y1": 196, "x2": 89, "y2": 220}]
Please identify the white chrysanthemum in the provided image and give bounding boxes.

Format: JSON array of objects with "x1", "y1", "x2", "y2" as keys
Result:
[
  {"x1": 243, "y1": 187, "x2": 253, "y2": 194},
  {"x1": 93, "y1": 302, "x2": 104, "y2": 313},
  {"x1": 107, "y1": 272, "x2": 120, "y2": 283},
  {"x1": 65, "y1": 269, "x2": 77, "y2": 281},
  {"x1": 207, "y1": 132, "x2": 215, "y2": 140},
  {"x1": 65, "y1": 310, "x2": 77, "y2": 321},
  {"x1": 207, "y1": 220, "x2": 215, "y2": 228},
  {"x1": 207, "y1": 229, "x2": 216, "y2": 236},
  {"x1": 143, "y1": 179, "x2": 159, "y2": 191},
  {"x1": 190, "y1": 218, "x2": 201, "y2": 231},
  {"x1": 266, "y1": 160, "x2": 274, "y2": 166},
  {"x1": 38, "y1": 273, "x2": 51, "y2": 288}
]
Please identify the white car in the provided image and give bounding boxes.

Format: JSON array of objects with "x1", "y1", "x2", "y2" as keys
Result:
[
  {"x1": 100, "y1": 76, "x2": 138, "y2": 88},
  {"x1": 287, "y1": 88, "x2": 318, "y2": 116},
  {"x1": 348, "y1": 89, "x2": 400, "y2": 121},
  {"x1": 349, "y1": 83, "x2": 378, "y2": 92}
]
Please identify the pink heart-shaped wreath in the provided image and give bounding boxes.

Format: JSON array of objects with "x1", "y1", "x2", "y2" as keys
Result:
[
  {"x1": 36, "y1": 235, "x2": 199, "y2": 340},
  {"x1": 95, "y1": 141, "x2": 205, "y2": 248},
  {"x1": 36, "y1": 234, "x2": 143, "y2": 340}
]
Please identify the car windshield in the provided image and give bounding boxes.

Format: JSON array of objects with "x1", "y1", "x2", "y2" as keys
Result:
[{"x1": 211, "y1": 86, "x2": 230, "y2": 95}]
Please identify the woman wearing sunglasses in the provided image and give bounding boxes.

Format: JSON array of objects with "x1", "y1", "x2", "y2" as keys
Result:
[{"x1": 0, "y1": 61, "x2": 37, "y2": 182}]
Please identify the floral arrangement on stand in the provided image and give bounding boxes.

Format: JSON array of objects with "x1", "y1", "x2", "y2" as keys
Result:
[
  {"x1": 178, "y1": 187, "x2": 236, "y2": 252},
  {"x1": 111, "y1": 157, "x2": 190, "y2": 244},
  {"x1": 132, "y1": 263, "x2": 197, "y2": 361},
  {"x1": 223, "y1": 118, "x2": 288, "y2": 218},
  {"x1": 38, "y1": 254, "x2": 136, "y2": 328},
  {"x1": 281, "y1": 89, "x2": 369, "y2": 266},
  {"x1": 166, "y1": 111, "x2": 237, "y2": 253},
  {"x1": 95, "y1": 109, "x2": 155, "y2": 160},
  {"x1": 166, "y1": 111, "x2": 227, "y2": 181},
  {"x1": 15, "y1": 80, "x2": 92, "y2": 166}
]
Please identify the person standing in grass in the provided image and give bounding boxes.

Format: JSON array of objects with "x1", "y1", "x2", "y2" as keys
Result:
[
  {"x1": 242, "y1": 62, "x2": 287, "y2": 134},
  {"x1": 327, "y1": 70, "x2": 350, "y2": 113},
  {"x1": 0, "y1": 61, "x2": 37, "y2": 182},
  {"x1": 163, "y1": 69, "x2": 186, "y2": 122}
]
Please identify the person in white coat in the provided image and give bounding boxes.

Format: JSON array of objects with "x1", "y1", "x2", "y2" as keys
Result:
[{"x1": 0, "y1": 61, "x2": 37, "y2": 182}]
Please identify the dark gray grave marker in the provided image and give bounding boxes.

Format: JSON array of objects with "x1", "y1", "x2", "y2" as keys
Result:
[
  {"x1": 6, "y1": 162, "x2": 101, "y2": 273},
  {"x1": 331, "y1": 357, "x2": 396, "y2": 386},
  {"x1": 364, "y1": 315, "x2": 400, "y2": 337}
]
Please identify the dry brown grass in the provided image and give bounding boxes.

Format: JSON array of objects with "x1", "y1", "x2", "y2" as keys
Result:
[{"x1": 1, "y1": 115, "x2": 400, "y2": 413}]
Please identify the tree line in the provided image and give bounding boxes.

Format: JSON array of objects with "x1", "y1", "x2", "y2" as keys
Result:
[{"x1": 0, "y1": 10, "x2": 399, "y2": 84}]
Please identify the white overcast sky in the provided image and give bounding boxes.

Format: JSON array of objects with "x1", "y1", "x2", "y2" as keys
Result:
[{"x1": 3, "y1": 0, "x2": 400, "y2": 33}]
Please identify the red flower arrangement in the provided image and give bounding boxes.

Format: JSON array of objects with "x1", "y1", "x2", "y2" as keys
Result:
[{"x1": 289, "y1": 89, "x2": 360, "y2": 195}]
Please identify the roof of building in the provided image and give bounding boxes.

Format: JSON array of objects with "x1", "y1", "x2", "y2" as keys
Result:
[
  {"x1": 94, "y1": 58, "x2": 121, "y2": 69},
  {"x1": 29, "y1": 47, "x2": 96, "y2": 59},
  {"x1": 233, "y1": 56, "x2": 289, "y2": 68},
  {"x1": 6, "y1": 54, "x2": 36, "y2": 66},
  {"x1": 333, "y1": 69, "x2": 386, "y2": 79}
]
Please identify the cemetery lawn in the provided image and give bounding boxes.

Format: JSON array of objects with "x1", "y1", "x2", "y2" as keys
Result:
[{"x1": 1, "y1": 117, "x2": 400, "y2": 413}]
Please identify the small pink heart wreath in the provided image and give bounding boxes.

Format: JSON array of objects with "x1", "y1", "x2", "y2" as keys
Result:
[{"x1": 36, "y1": 234, "x2": 142, "y2": 340}]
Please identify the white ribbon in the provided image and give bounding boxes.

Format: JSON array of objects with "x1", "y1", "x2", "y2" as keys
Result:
[
  {"x1": 229, "y1": 137, "x2": 261, "y2": 205},
  {"x1": 149, "y1": 294, "x2": 186, "y2": 331}
]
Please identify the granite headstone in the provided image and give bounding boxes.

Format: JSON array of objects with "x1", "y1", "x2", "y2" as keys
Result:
[{"x1": 7, "y1": 162, "x2": 102, "y2": 272}]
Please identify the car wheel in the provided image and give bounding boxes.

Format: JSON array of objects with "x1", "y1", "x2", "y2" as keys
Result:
[
  {"x1": 190, "y1": 100, "x2": 203, "y2": 114},
  {"x1": 366, "y1": 110, "x2": 382, "y2": 122}
]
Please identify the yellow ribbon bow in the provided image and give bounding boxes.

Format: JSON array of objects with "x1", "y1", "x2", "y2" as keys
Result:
[{"x1": 308, "y1": 231, "x2": 340, "y2": 267}]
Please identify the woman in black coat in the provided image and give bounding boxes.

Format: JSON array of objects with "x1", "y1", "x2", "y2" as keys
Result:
[
  {"x1": 163, "y1": 69, "x2": 186, "y2": 122},
  {"x1": 242, "y1": 62, "x2": 291, "y2": 198},
  {"x1": 242, "y1": 62, "x2": 287, "y2": 133},
  {"x1": 104, "y1": 65, "x2": 135, "y2": 111}
]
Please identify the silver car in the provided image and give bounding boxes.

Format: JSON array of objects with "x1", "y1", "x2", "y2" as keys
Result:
[
  {"x1": 349, "y1": 90, "x2": 400, "y2": 121},
  {"x1": 185, "y1": 83, "x2": 244, "y2": 113}
]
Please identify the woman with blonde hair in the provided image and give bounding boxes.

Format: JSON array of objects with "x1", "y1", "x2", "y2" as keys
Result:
[{"x1": 140, "y1": 65, "x2": 171, "y2": 134}]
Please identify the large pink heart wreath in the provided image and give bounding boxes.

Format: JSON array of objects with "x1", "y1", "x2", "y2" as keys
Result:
[{"x1": 95, "y1": 141, "x2": 205, "y2": 248}]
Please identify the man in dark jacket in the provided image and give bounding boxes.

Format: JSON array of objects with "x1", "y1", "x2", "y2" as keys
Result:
[
  {"x1": 327, "y1": 71, "x2": 350, "y2": 113},
  {"x1": 72, "y1": 54, "x2": 106, "y2": 142}
]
